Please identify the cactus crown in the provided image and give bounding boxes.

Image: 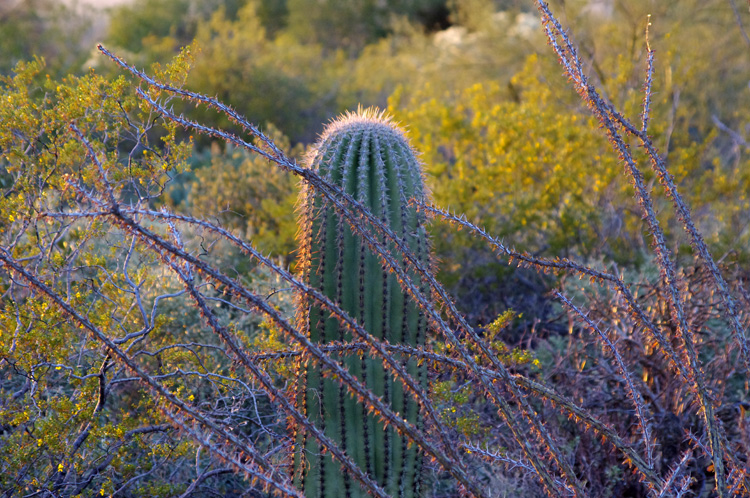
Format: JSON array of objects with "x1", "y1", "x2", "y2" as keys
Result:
[
  {"x1": 315, "y1": 106, "x2": 403, "y2": 140},
  {"x1": 304, "y1": 105, "x2": 427, "y2": 202}
]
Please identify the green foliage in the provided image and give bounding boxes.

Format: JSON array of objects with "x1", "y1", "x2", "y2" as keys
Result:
[
  {"x1": 106, "y1": 0, "x2": 247, "y2": 54},
  {"x1": 430, "y1": 380, "x2": 485, "y2": 439},
  {"x1": 285, "y1": 0, "x2": 449, "y2": 52},
  {"x1": 559, "y1": 0, "x2": 750, "y2": 130},
  {"x1": 0, "y1": 53, "x2": 270, "y2": 496},
  {"x1": 2, "y1": 0, "x2": 750, "y2": 496},
  {"x1": 0, "y1": 0, "x2": 89, "y2": 77},
  {"x1": 185, "y1": 1, "x2": 347, "y2": 143},
  {"x1": 391, "y1": 56, "x2": 635, "y2": 259},
  {"x1": 296, "y1": 109, "x2": 429, "y2": 497},
  {"x1": 169, "y1": 126, "x2": 301, "y2": 262},
  {"x1": 387, "y1": 47, "x2": 750, "y2": 328}
]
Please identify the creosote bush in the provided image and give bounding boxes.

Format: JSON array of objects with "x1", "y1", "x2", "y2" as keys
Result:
[{"x1": 1, "y1": 2, "x2": 749, "y2": 498}]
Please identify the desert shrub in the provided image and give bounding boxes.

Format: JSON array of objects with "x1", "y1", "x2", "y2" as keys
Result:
[
  {"x1": 284, "y1": 0, "x2": 450, "y2": 52},
  {"x1": 0, "y1": 52, "x2": 293, "y2": 496},
  {"x1": 388, "y1": 46, "x2": 750, "y2": 328},
  {"x1": 185, "y1": 2, "x2": 347, "y2": 143},
  {"x1": 0, "y1": 0, "x2": 90, "y2": 77},
  {"x1": 167, "y1": 125, "x2": 301, "y2": 264}
]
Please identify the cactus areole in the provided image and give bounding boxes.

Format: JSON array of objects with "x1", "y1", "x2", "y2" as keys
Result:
[{"x1": 295, "y1": 108, "x2": 429, "y2": 498}]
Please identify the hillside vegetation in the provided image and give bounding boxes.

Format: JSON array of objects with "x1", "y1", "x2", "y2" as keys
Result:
[{"x1": 1, "y1": 0, "x2": 749, "y2": 496}]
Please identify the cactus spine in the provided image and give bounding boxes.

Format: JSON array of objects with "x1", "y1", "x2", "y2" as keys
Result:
[{"x1": 295, "y1": 108, "x2": 429, "y2": 498}]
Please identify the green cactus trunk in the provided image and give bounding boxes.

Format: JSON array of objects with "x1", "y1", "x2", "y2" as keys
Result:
[{"x1": 295, "y1": 108, "x2": 429, "y2": 498}]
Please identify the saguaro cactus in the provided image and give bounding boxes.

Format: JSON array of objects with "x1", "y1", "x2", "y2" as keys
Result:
[{"x1": 295, "y1": 108, "x2": 429, "y2": 498}]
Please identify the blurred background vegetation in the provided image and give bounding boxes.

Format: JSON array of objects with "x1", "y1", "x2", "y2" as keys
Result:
[
  {"x1": 3, "y1": 0, "x2": 749, "y2": 325},
  {"x1": 1, "y1": 1, "x2": 750, "y2": 494}
]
